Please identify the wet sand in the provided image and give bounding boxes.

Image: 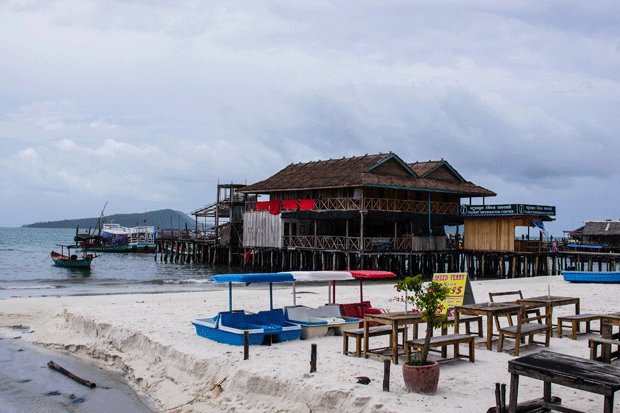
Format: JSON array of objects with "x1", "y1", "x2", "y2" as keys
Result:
[{"x1": 0, "y1": 327, "x2": 157, "y2": 413}]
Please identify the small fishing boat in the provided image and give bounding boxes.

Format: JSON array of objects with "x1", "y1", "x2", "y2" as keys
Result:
[
  {"x1": 192, "y1": 273, "x2": 302, "y2": 346},
  {"x1": 51, "y1": 245, "x2": 97, "y2": 269},
  {"x1": 562, "y1": 271, "x2": 620, "y2": 283}
]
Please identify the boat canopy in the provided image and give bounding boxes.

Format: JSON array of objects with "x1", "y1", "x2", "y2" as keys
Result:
[
  {"x1": 212, "y1": 272, "x2": 295, "y2": 312},
  {"x1": 349, "y1": 270, "x2": 396, "y2": 302},
  {"x1": 349, "y1": 270, "x2": 396, "y2": 279},
  {"x1": 286, "y1": 271, "x2": 355, "y2": 305},
  {"x1": 288, "y1": 271, "x2": 354, "y2": 282},
  {"x1": 212, "y1": 273, "x2": 295, "y2": 284}
]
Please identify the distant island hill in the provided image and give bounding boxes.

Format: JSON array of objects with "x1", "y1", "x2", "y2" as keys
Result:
[{"x1": 23, "y1": 209, "x2": 195, "y2": 229}]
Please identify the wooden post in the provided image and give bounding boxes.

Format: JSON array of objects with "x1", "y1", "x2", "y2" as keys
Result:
[
  {"x1": 360, "y1": 210, "x2": 365, "y2": 258},
  {"x1": 524, "y1": 255, "x2": 529, "y2": 277},
  {"x1": 383, "y1": 359, "x2": 390, "y2": 392},
  {"x1": 310, "y1": 344, "x2": 317, "y2": 373},
  {"x1": 243, "y1": 331, "x2": 249, "y2": 360},
  {"x1": 270, "y1": 250, "x2": 274, "y2": 272},
  {"x1": 313, "y1": 220, "x2": 317, "y2": 250}
]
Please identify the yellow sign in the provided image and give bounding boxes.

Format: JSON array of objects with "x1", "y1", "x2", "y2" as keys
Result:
[{"x1": 432, "y1": 272, "x2": 467, "y2": 315}]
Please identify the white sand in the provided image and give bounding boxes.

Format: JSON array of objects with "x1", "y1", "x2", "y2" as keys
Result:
[{"x1": 0, "y1": 275, "x2": 618, "y2": 412}]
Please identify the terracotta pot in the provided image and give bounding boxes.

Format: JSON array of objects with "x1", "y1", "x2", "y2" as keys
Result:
[{"x1": 402, "y1": 361, "x2": 440, "y2": 394}]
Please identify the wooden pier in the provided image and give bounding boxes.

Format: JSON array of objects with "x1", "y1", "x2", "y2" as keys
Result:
[{"x1": 153, "y1": 238, "x2": 620, "y2": 279}]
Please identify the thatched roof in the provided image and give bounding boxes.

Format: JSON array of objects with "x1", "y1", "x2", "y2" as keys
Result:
[
  {"x1": 240, "y1": 153, "x2": 495, "y2": 197},
  {"x1": 582, "y1": 221, "x2": 620, "y2": 236}
]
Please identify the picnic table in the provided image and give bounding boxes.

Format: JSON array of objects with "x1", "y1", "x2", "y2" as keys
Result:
[
  {"x1": 516, "y1": 295, "x2": 580, "y2": 325},
  {"x1": 454, "y1": 302, "x2": 522, "y2": 350},
  {"x1": 363, "y1": 311, "x2": 424, "y2": 364},
  {"x1": 508, "y1": 350, "x2": 620, "y2": 413}
]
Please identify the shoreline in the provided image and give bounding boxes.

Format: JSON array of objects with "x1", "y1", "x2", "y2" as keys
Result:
[
  {"x1": 0, "y1": 327, "x2": 157, "y2": 413},
  {"x1": 0, "y1": 276, "x2": 618, "y2": 412}
]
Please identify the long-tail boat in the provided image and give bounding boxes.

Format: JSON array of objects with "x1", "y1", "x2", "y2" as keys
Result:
[{"x1": 50, "y1": 245, "x2": 97, "y2": 269}]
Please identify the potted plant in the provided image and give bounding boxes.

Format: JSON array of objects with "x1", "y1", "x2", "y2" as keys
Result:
[{"x1": 395, "y1": 274, "x2": 451, "y2": 394}]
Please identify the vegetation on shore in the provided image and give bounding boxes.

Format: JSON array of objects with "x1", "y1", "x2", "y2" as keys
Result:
[{"x1": 22, "y1": 209, "x2": 195, "y2": 229}]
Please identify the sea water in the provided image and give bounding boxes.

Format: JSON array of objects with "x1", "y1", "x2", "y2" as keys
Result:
[
  {"x1": 0, "y1": 227, "x2": 244, "y2": 412},
  {"x1": 0, "y1": 227, "x2": 233, "y2": 298}
]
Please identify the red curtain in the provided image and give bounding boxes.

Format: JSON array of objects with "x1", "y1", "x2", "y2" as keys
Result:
[
  {"x1": 255, "y1": 201, "x2": 269, "y2": 211},
  {"x1": 268, "y1": 200, "x2": 281, "y2": 215},
  {"x1": 282, "y1": 200, "x2": 298, "y2": 210},
  {"x1": 299, "y1": 199, "x2": 316, "y2": 210}
]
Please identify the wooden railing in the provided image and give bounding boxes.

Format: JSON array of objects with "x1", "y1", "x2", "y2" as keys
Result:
[
  {"x1": 246, "y1": 198, "x2": 459, "y2": 215},
  {"x1": 282, "y1": 235, "x2": 446, "y2": 252}
]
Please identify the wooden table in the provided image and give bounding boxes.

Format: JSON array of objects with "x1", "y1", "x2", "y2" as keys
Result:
[
  {"x1": 363, "y1": 312, "x2": 424, "y2": 364},
  {"x1": 454, "y1": 302, "x2": 522, "y2": 350},
  {"x1": 516, "y1": 296, "x2": 580, "y2": 324},
  {"x1": 600, "y1": 312, "x2": 620, "y2": 361},
  {"x1": 508, "y1": 350, "x2": 620, "y2": 413}
]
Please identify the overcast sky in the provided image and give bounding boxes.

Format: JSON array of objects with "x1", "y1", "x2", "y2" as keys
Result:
[{"x1": 1, "y1": 1, "x2": 619, "y2": 235}]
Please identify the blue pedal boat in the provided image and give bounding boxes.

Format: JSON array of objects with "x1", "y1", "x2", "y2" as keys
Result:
[
  {"x1": 192, "y1": 273, "x2": 302, "y2": 346},
  {"x1": 562, "y1": 271, "x2": 620, "y2": 283}
]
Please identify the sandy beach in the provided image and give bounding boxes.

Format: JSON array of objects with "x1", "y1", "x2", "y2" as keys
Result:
[{"x1": 0, "y1": 275, "x2": 618, "y2": 412}]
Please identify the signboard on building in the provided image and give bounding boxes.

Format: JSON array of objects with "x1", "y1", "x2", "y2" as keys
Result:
[
  {"x1": 432, "y1": 272, "x2": 474, "y2": 315},
  {"x1": 460, "y1": 204, "x2": 556, "y2": 217}
]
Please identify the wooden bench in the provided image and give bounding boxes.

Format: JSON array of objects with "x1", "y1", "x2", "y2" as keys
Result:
[
  {"x1": 589, "y1": 337, "x2": 620, "y2": 363},
  {"x1": 444, "y1": 314, "x2": 483, "y2": 337},
  {"x1": 498, "y1": 305, "x2": 551, "y2": 356},
  {"x1": 404, "y1": 333, "x2": 475, "y2": 363},
  {"x1": 343, "y1": 325, "x2": 406, "y2": 357},
  {"x1": 557, "y1": 313, "x2": 600, "y2": 340},
  {"x1": 508, "y1": 350, "x2": 620, "y2": 413}
]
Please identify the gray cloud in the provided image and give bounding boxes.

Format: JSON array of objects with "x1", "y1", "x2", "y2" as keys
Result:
[{"x1": 0, "y1": 0, "x2": 619, "y2": 234}]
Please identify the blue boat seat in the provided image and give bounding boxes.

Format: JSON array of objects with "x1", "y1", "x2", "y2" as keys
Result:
[
  {"x1": 258, "y1": 309, "x2": 287, "y2": 325},
  {"x1": 219, "y1": 311, "x2": 264, "y2": 331}
]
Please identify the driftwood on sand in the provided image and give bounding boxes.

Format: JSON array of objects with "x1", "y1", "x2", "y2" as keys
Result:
[{"x1": 47, "y1": 360, "x2": 96, "y2": 388}]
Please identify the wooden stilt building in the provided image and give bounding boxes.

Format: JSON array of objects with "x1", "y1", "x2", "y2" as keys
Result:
[{"x1": 155, "y1": 153, "x2": 619, "y2": 277}]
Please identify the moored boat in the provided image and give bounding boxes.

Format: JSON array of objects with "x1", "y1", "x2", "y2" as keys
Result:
[
  {"x1": 78, "y1": 223, "x2": 156, "y2": 252},
  {"x1": 51, "y1": 245, "x2": 97, "y2": 269},
  {"x1": 562, "y1": 271, "x2": 620, "y2": 283}
]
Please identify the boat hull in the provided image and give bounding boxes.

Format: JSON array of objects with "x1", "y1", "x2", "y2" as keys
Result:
[
  {"x1": 84, "y1": 244, "x2": 155, "y2": 253},
  {"x1": 562, "y1": 271, "x2": 620, "y2": 283},
  {"x1": 192, "y1": 312, "x2": 302, "y2": 346},
  {"x1": 51, "y1": 251, "x2": 93, "y2": 269}
]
